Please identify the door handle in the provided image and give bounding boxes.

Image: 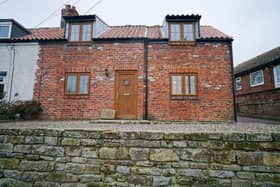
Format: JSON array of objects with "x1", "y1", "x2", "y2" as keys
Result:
[{"x1": 123, "y1": 93, "x2": 130, "y2": 96}]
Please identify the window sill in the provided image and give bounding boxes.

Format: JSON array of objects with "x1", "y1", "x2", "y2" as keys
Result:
[
  {"x1": 168, "y1": 41, "x2": 196, "y2": 46},
  {"x1": 67, "y1": 41, "x2": 92, "y2": 46},
  {"x1": 64, "y1": 94, "x2": 90, "y2": 99},
  {"x1": 170, "y1": 95, "x2": 199, "y2": 100},
  {"x1": 250, "y1": 82, "x2": 264, "y2": 87}
]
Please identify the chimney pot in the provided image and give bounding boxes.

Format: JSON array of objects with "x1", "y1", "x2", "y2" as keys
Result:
[{"x1": 60, "y1": 4, "x2": 79, "y2": 28}]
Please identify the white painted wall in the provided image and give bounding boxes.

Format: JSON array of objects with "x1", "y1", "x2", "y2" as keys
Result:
[{"x1": 0, "y1": 42, "x2": 40, "y2": 101}]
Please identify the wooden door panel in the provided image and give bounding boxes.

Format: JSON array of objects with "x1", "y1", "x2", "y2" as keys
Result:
[{"x1": 115, "y1": 71, "x2": 137, "y2": 119}]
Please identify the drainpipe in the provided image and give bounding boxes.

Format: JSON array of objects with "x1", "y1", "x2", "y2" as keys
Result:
[
  {"x1": 229, "y1": 41, "x2": 237, "y2": 122},
  {"x1": 144, "y1": 39, "x2": 149, "y2": 120},
  {"x1": 8, "y1": 44, "x2": 16, "y2": 102}
]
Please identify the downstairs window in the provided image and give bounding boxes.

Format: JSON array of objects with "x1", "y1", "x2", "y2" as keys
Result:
[
  {"x1": 65, "y1": 73, "x2": 90, "y2": 95},
  {"x1": 171, "y1": 73, "x2": 197, "y2": 96}
]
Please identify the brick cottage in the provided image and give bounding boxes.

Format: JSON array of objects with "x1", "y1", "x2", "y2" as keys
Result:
[{"x1": 2, "y1": 5, "x2": 235, "y2": 121}]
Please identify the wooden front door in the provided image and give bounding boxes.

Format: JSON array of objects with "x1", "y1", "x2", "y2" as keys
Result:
[{"x1": 115, "y1": 71, "x2": 137, "y2": 119}]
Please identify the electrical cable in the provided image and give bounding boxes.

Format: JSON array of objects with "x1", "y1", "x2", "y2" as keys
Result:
[{"x1": 84, "y1": 0, "x2": 104, "y2": 14}]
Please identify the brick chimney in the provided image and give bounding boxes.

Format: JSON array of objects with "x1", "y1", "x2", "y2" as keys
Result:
[{"x1": 60, "y1": 4, "x2": 79, "y2": 28}]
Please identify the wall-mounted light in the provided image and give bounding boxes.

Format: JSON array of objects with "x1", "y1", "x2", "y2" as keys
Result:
[{"x1": 104, "y1": 68, "x2": 109, "y2": 77}]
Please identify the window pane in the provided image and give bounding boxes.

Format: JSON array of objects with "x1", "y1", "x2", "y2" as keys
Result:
[
  {"x1": 185, "y1": 76, "x2": 189, "y2": 95},
  {"x1": 82, "y1": 24, "x2": 91, "y2": 41},
  {"x1": 70, "y1": 25, "x2": 80, "y2": 41},
  {"x1": 189, "y1": 75, "x2": 196, "y2": 94},
  {"x1": 235, "y1": 77, "x2": 242, "y2": 90},
  {"x1": 67, "y1": 75, "x2": 76, "y2": 93},
  {"x1": 0, "y1": 25, "x2": 10, "y2": 38},
  {"x1": 172, "y1": 76, "x2": 182, "y2": 95},
  {"x1": 79, "y1": 75, "x2": 89, "y2": 94},
  {"x1": 250, "y1": 70, "x2": 263, "y2": 86},
  {"x1": 170, "y1": 24, "x2": 181, "y2": 41},
  {"x1": 184, "y1": 24, "x2": 194, "y2": 41},
  {"x1": 274, "y1": 65, "x2": 280, "y2": 88}
]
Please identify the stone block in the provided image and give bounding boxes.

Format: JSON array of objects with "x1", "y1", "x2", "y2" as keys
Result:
[
  {"x1": 150, "y1": 149, "x2": 179, "y2": 161},
  {"x1": 179, "y1": 149, "x2": 211, "y2": 162},
  {"x1": 65, "y1": 146, "x2": 81, "y2": 156},
  {"x1": 116, "y1": 165, "x2": 130, "y2": 174},
  {"x1": 164, "y1": 133, "x2": 184, "y2": 140},
  {"x1": 46, "y1": 172, "x2": 79, "y2": 182},
  {"x1": 7, "y1": 136, "x2": 25, "y2": 144},
  {"x1": 99, "y1": 147, "x2": 129, "y2": 160},
  {"x1": 80, "y1": 139, "x2": 97, "y2": 146},
  {"x1": 177, "y1": 169, "x2": 207, "y2": 178},
  {"x1": 0, "y1": 178, "x2": 31, "y2": 187},
  {"x1": 0, "y1": 158, "x2": 20, "y2": 169},
  {"x1": 79, "y1": 174, "x2": 101, "y2": 182},
  {"x1": 237, "y1": 152, "x2": 263, "y2": 166},
  {"x1": 209, "y1": 169, "x2": 235, "y2": 178},
  {"x1": 25, "y1": 136, "x2": 44, "y2": 144},
  {"x1": 34, "y1": 182, "x2": 60, "y2": 187},
  {"x1": 65, "y1": 163, "x2": 85, "y2": 174},
  {"x1": 3, "y1": 170, "x2": 22, "y2": 179},
  {"x1": 223, "y1": 133, "x2": 245, "y2": 141},
  {"x1": 213, "y1": 151, "x2": 236, "y2": 164},
  {"x1": 232, "y1": 180, "x2": 251, "y2": 187},
  {"x1": 100, "y1": 109, "x2": 115, "y2": 119},
  {"x1": 119, "y1": 131, "x2": 140, "y2": 139},
  {"x1": 61, "y1": 138, "x2": 80, "y2": 146},
  {"x1": 153, "y1": 176, "x2": 171, "y2": 187},
  {"x1": 63, "y1": 131, "x2": 88, "y2": 138},
  {"x1": 14, "y1": 145, "x2": 32, "y2": 153},
  {"x1": 19, "y1": 160, "x2": 54, "y2": 171},
  {"x1": 173, "y1": 141, "x2": 187, "y2": 148},
  {"x1": 129, "y1": 148, "x2": 149, "y2": 161},
  {"x1": 0, "y1": 143, "x2": 13, "y2": 153},
  {"x1": 81, "y1": 147, "x2": 98, "y2": 158},
  {"x1": 263, "y1": 152, "x2": 280, "y2": 166},
  {"x1": 33, "y1": 145, "x2": 64, "y2": 156},
  {"x1": 44, "y1": 136, "x2": 58, "y2": 145},
  {"x1": 247, "y1": 133, "x2": 272, "y2": 142},
  {"x1": 140, "y1": 132, "x2": 163, "y2": 140}
]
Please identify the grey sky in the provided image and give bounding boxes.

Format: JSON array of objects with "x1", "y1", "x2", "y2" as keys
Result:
[{"x1": 1, "y1": 0, "x2": 279, "y2": 66}]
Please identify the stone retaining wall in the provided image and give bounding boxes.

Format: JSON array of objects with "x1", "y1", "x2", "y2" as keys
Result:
[{"x1": 0, "y1": 128, "x2": 279, "y2": 186}]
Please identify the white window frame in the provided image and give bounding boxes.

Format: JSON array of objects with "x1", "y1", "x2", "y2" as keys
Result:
[
  {"x1": 250, "y1": 70, "x2": 264, "y2": 87},
  {"x1": 273, "y1": 64, "x2": 280, "y2": 88},
  {"x1": 235, "y1": 77, "x2": 242, "y2": 90},
  {"x1": 0, "y1": 22, "x2": 12, "y2": 39}
]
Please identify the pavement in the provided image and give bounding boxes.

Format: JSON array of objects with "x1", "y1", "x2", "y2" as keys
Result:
[
  {"x1": 0, "y1": 118, "x2": 279, "y2": 133},
  {"x1": 237, "y1": 116, "x2": 280, "y2": 125}
]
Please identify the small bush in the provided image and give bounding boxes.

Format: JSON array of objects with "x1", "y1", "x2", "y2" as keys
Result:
[{"x1": 0, "y1": 97, "x2": 42, "y2": 120}]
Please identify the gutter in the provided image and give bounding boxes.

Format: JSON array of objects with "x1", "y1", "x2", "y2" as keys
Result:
[
  {"x1": 229, "y1": 41, "x2": 237, "y2": 122},
  {"x1": 8, "y1": 44, "x2": 16, "y2": 102},
  {"x1": 144, "y1": 39, "x2": 149, "y2": 120}
]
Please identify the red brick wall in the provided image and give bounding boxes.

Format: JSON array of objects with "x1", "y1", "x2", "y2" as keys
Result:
[
  {"x1": 34, "y1": 42, "x2": 145, "y2": 120},
  {"x1": 235, "y1": 66, "x2": 280, "y2": 119},
  {"x1": 236, "y1": 67, "x2": 274, "y2": 95},
  {"x1": 148, "y1": 42, "x2": 234, "y2": 121},
  {"x1": 34, "y1": 41, "x2": 234, "y2": 121}
]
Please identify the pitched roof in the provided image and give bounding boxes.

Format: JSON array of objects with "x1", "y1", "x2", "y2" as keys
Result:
[
  {"x1": 235, "y1": 47, "x2": 280, "y2": 75},
  {"x1": 12, "y1": 25, "x2": 231, "y2": 41},
  {"x1": 12, "y1": 28, "x2": 64, "y2": 41}
]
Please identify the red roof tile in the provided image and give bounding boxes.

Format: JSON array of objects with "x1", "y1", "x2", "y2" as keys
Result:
[
  {"x1": 12, "y1": 28, "x2": 64, "y2": 41},
  {"x1": 200, "y1": 25, "x2": 231, "y2": 39},
  {"x1": 12, "y1": 25, "x2": 231, "y2": 41}
]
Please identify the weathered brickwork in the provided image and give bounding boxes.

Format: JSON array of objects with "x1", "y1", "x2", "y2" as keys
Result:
[
  {"x1": 34, "y1": 42, "x2": 145, "y2": 119},
  {"x1": 236, "y1": 66, "x2": 280, "y2": 119},
  {"x1": 34, "y1": 41, "x2": 234, "y2": 121},
  {"x1": 148, "y1": 42, "x2": 234, "y2": 121},
  {"x1": 0, "y1": 128, "x2": 279, "y2": 186}
]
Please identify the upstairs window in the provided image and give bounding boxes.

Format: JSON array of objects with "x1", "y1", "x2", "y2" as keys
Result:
[
  {"x1": 171, "y1": 73, "x2": 197, "y2": 96},
  {"x1": 274, "y1": 65, "x2": 280, "y2": 88},
  {"x1": 250, "y1": 70, "x2": 264, "y2": 87},
  {"x1": 69, "y1": 23, "x2": 92, "y2": 42},
  {"x1": 65, "y1": 73, "x2": 90, "y2": 95},
  {"x1": 235, "y1": 77, "x2": 242, "y2": 90},
  {"x1": 169, "y1": 23, "x2": 195, "y2": 41},
  {"x1": 0, "y1": 22, "x2": 11, "y2": 39}
]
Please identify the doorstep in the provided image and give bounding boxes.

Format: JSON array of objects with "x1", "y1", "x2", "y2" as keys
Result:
[{"x1": 90, "y1": 120, "x2": 153, "y2": 125}]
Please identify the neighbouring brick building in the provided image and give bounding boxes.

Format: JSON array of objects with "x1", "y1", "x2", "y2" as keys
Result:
[
  {"x1": 2, "y1": 5, "x2": 235, "y2": 121},
  {"x1": 234, "y1": 47, "x2": 280, "y2": 120}
]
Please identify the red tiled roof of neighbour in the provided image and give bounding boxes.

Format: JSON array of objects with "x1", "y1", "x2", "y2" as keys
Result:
[
  {"x1": 12, "y1": 25, "x2": 231, "y2": 41},
  {"x1": 200, "y1": 25, "x2": 231, "y2": 39},
  {"x1": 12, "y1": 28, "x2": 64, "y2": 41}
]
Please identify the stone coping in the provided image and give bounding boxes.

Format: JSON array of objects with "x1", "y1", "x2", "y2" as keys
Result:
[{"x1": 0, "y1": 120, "x2": 279, "y2": 134}]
